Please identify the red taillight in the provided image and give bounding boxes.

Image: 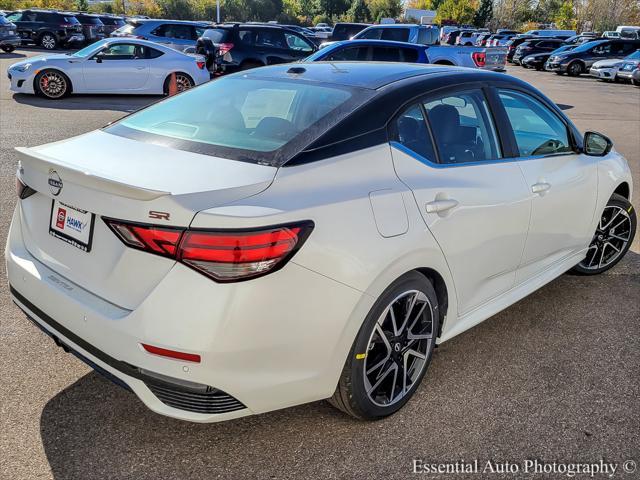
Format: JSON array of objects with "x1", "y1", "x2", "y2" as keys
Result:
[
  {"x1": 141, "y1": 343, "x2": 201, "y2": 363},
  {"x1": 472, "y1": 52, "x2": 486, "y2": 67},
  {"x1": 196, "y1": 60, "x2": 206, "y2": 69},
  {"x1": 103, "y1": 219, "x2": 313, "y2": 282},
  {"x1": 217, "y1": 42, "x2": 234, "y2": 56}
]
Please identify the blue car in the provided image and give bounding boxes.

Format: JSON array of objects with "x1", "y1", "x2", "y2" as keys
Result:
[{"x1": 303, "y1": 40, "x2": 429, "y2": 64}]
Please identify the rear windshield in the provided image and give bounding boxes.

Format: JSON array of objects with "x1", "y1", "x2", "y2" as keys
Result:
[
  {"x1": 78, "y1": 16, "x2": 103, "y2": 25},
  {"x1": 62, "y1": 16, "x2": 80, "y2": 24},
  {"x1": 106, "y1": 76, "x2": 374, "y2": 166},
  {"x1": 100, "y1": 17, "x2": 125, "y2": 26},
  {"x1": 202, "y1": 28, "x2": 228, "y2": 43}
]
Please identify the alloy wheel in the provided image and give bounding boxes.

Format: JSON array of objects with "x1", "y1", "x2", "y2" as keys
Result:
[
  {"x1": 579, "y1": 205, "x2": 632, "y2": 270},
  {"x1": 41, "y1": 34, "x2": 56, "y2": 50},
  {"x1": 363, "y1": 290, "x2": 435, "y2": 407},
  {"x1": 38, "y1": 71, "x2": 67, "y2": 99},
  {"x1": 175, "y1": 74, "x2": 193, "y2": 93}
]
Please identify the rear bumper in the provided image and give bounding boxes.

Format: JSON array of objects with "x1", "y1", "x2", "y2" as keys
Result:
[
  {"x1": 0, "y1": 36, "x2": 21, "y2": 47},
  {"x1": 5, "y1": 204, "x2": 365, "y2": 422}
]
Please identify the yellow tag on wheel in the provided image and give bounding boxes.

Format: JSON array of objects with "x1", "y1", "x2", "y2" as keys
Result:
[{"x1": 355, "y1": 353, "x2": 367, "y2": 360}]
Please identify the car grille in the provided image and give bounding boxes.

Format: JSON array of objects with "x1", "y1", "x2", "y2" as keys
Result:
[{"x1": 146, "y1": 381, "x2": 246, "y2": 414}]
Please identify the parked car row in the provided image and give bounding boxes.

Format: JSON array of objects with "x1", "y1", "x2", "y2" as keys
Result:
[{"x1": 506, "y1": 31, "x2": 640, "y2": 86}]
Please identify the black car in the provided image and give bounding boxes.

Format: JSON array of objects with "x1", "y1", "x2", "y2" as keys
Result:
[
  {"x1": 4, "y1": 9, "x2": 84, "y2": 49},
  {"x1": 72, "y1": 13, "x2": 105, "y2": 44},
  {"x1": 546, "y1": 39, "x2": 640, "y2": 75},
  {"x1": 328, "y1": 22, "x2": 369, "y2": 41},
  {"x1": 0, "y1": 14, "x2": 21, "y2": 52},
  {"x1": 196, "y1": 24, "x2": 317, "y2": 73},
  {"x1": 505, "y1": 35, "x2": 535, "y2": 61},
  {"x1": 96, "y1": 15, "x2": 125, "y2": 37},
  {"x1": 512, "y1": 38, "x2": 565, "y2": 64}
]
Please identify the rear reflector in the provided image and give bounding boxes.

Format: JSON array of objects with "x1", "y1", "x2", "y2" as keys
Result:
[
  {"x1": 104, "y1": 219, "x2": 314, "y2": 282},
  {"x1": 141, "y1": 343, "x2": 201, "y2": 363}
]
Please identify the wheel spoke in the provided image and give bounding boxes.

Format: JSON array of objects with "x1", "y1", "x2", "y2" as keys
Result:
[{"x1": 609, "y1": 232, "x2": 630, "y2": 242}]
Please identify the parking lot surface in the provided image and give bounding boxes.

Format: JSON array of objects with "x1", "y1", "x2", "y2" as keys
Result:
[{"x1": 1, "y1": 49, "x2": 638, "y2": 480}]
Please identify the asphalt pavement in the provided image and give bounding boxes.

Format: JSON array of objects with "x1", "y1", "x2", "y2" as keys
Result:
[{"x1": 0, "y1": 49, "x2": 638, "y2": 480}]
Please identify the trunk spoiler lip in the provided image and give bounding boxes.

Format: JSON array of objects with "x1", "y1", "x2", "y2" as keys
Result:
[{"x1": 15, "y1": 146, "x2": 170, "y2": 201}]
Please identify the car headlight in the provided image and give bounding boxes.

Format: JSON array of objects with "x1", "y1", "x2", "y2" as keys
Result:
[{"x1": 12, "y1": 63, "x2": 32, "y2": 73}]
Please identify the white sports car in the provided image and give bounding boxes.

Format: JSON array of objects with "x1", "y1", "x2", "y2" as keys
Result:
[
  {"x1": 7, "y1": 63, "x2": 635, "y2": 422},
  {"x1": 7, "y1": 38, "x2": 210, "y2": 99},
  {"x1": 589, "y1": 58, "x2": 624, "y2": 81}
]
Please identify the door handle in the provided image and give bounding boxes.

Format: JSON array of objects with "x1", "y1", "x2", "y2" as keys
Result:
[
  {"x1": 531, "y1": 182, "x2": 551, "y2": 194},
  {"x1": 135, "y1": 66, "x2": 145, "y2": 70},
  {"x1": 425, "y1": 199, "x2": 459, "y2": 214}
]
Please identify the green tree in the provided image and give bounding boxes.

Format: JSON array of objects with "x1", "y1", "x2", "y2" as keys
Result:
[
  {"x1": 473, "y1": 0, "x2": 492, "y2": 27},
  {"x1": 76, "y1": 0, "x2": 88, "y2": 10},
  {"x1": 435, "y1": 0, "x2": 477, "y2": 24},
  {"x1": 406, "y1": 0, "x2": 434, "y2": 9},
  {"x1": 554, "y1": 0, "x2": 577, "y2": 29},
  {"x1": 366, "y1": 0, "x2": 402, "y2": 22},
  {"x1": 346, "y1": 0, "x2": 371, "y2": 22}
]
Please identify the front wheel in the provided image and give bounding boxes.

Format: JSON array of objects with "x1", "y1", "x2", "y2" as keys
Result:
[
  {"x1": 571, "y1": 194, "x2": 636, "y2": 275},
  {"x1": 567, "y1": 61, "x2": 583, "y2": 76},
  {"x1": 633, "y1": 79, "x2": 640, "y2": 87},
  {"x1": 1, "y1": 45, "x2": 16, "y2": 53},
  {"x1": 329, "y1": 272, "x2": 439, "y2": 420},
  {"x1": 34, "y1": 69, "x2": 70, "y2": 99}
]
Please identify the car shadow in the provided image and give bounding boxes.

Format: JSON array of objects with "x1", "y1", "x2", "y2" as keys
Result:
[
  {"x1": 1, "y1": 52, "x2": 26, "y2": 59},
  {"x1": 38, "y1": 253, "x2": 639, "y2": 479},
  {"x1": 12, "y1": 93, "x2": 160, "y2": 113}
]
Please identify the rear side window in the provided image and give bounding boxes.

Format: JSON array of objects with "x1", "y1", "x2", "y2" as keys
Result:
[
  {"x1": 147, "y1": 47, "x2": 164, "y2": 59},
  {"x1": 498, "y1": 89, "x2": 572, "y2": 157},
  {"x1": 395, "y1": 104, "x2": 437, "y2": 163},
  {"x1": 284, "y1": 32, "x2": 313, "y2": 52},
  {"x1": 203, "y1": 28, "x2": 228, "y2": 43},
  {"x1": 417, "y1": 28, "x2": 437, "y2": 45},
  {"x1": 255, "y1": 29, "x2": 286, "y2": 48},
  {"x1": 380, "y1": 28, "x2": 410, "y2": 42},
  {"x1": 424, "y1": 90, "x2": 501, "y2": 164}
]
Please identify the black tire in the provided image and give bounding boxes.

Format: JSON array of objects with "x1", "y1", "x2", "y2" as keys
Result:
[
  {"x1": 239, "y1": 60, "x2": 263, "y2": 71},
  {"x1": 329, "y1": 271, "x2": 439, "y2": 420},
  {"x1": 162, "y1": 72, "x2": 194, "y2": 95},
  {"x1": 34, "y1": 69, "x2": 70, "y2": 99},
  {"x1": 567, "y1": 61, "x2": 583, "y2": 76},
  {"x1": 535, "y1": 65, "x2": 543, "y2": 71},
  {"x1": 555, "y1": 71, "x2": 564, "y2": 75},
  {"x1": 39, "y1": 32, "x2": 58, "y2": 50},
  {"x1": 1, "y1": 45, "x2": 16, "y2": 53},
  {"x1": 571, "y1": 194, "x2": 636, "y2": 275},
  {"x1": 633, "y1": 79, "x2": 640, "y2": 87}
]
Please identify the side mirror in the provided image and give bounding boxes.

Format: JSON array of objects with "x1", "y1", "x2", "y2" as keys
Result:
[
  {"x1": 583, "y1": 131, "x2": 613, "y2": 156},
  {"x1": 183, "y1": 46, "x2": 196, "y2": 54},
  {"x1": 95, "y1": 52, "x2": 105, "y2": 63}
]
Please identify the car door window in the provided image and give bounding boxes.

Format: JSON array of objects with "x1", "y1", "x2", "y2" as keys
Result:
[
  {"x1": 165, "y1": 24, "x2": 193, "y2": 40},
  {"x1": 255, "y1": 29, "x2": 286, "y2": 48},
  {"x1": 237, "y1": 29, "x2": 254, "y2": 45},
  {"x1": 424, "y1": 90, "x2": 501, "y2": 164},
  {"x1": 395, "y1": 104, "x2": 438, "y2": 163},
  {"x1": 284, "y1": 32, "x2": 313, "y2": 52},
  {"x1": 592, "y1": 43, "x2": 611, "y2": 55},
  {"x1": 100, "y1": 43, "x2": 145, "y2": 60},
  {"x1": 381, "y1": 28, "x2": 410, "y2": 42},
  {"x1": 326, "y1": 46, "x2": 368, "y2": 61},
  {"x1": 498, "y1": 89, "x2": 573, "y2": 157}
]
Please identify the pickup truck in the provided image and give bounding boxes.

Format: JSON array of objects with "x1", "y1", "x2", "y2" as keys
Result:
[{"x1": 348, "y1": 23, "x2": 508, "y2": 71}]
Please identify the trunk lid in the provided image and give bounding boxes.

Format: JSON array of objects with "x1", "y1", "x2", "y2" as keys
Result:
[{"x1": 16, "y1": 130, "x2": 277, "y2": 309}]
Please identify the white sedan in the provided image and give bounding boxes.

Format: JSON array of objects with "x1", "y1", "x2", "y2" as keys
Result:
[
  {"x1": 7, "y1": 38, "x2": 210, "y2": 99},
  {"x1": 7, "y1": 63, "x2": 635, "y2": 422}
]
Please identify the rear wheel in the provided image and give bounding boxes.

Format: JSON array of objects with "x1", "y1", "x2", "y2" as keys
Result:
[
  {"x1": 571, "y1": 194, "x2": 636, "y2": 275},
  {"x1": 34, "y1": 70, "x2": 70, "y2": 99},
  {"x1": 163, "y1": 72, "x2": 194, "y2": 95},
  {"x1": 39, "y1": 33, "x2": 57, "y2": 50},
  {"x1": 633, "y1": 79, "x2": 640, "y2": 87},
  {"x1": 567, "y1": 61, "x2": 583, "y2": 76},
  {"x1": 1, "y1": 45, "x2": 16, "y2": 53},
  {"x1": 329, "y1": 272, "x2": 439, "y2": 420}
]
